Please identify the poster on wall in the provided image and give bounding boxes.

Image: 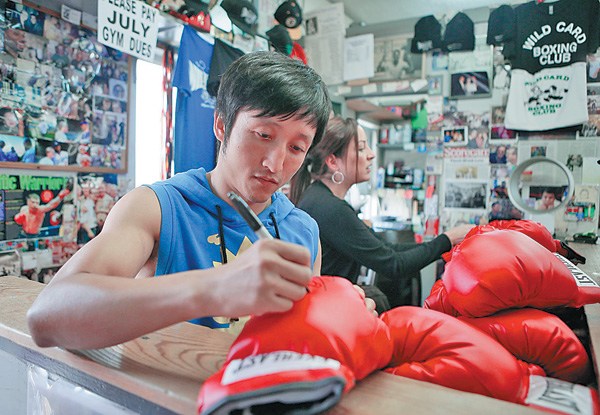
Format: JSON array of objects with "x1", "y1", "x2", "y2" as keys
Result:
[
  {"x1": 0, "y1": 250, "x2": 21, "y2": 276},
  {"x1": 588, "y1": 51, "x2": 600, "y2": 83},
  {"x1": 343, "y1": 34, "x2": 374, "y2": 82},
  {"x1": 554, "y1": 185, "x2": 600, "y2": 240},
  {"x1": 441, "y1": 208, "x2": 486, "y2": 229},
  {"x1": 443, "y1": 181, "x2": 487, "y2": 209},
  {"x1": 303, "y1": 3, "x2": 345, "y2": 86},
  {"x1": 372, "y1": 34, "x2": 422, "y2": 82},
  {"x1": 76, "y1": 173, "x2": 130, "y2": 244},
  {"x1": 0, "y1": 174, "x2": 74, "y2": 241}
]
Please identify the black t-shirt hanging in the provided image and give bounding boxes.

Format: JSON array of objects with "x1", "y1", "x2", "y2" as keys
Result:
[
  {"x1": 505, "y1": 0, "x2": 599, "y2": 73},
  {"x1": 504, "y1": 0, "x2": 600, "y2": 131},
  {"x1": 206, "y1": 39, "x2": 245, "y2": 97}
]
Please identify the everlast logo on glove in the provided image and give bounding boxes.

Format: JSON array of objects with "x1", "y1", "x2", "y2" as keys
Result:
[
  {"x1": 222, "y1": 351, "x2": 341, "y2": 385},
  {"x1": 554, "y1": 254, "x2": 600, "y2": 288},
  {"x1": 525, "y1": 376, "x2": 596, "y2": 414}
]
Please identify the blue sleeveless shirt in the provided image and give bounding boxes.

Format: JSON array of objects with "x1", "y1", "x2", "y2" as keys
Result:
[{"x1": 146, "y1": 168, "x2": 319, "y2": 328}]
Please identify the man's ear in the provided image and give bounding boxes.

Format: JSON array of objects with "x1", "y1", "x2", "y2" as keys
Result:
[{"x1": 213, "y1": 112, "x2": 225, "y2": 144}]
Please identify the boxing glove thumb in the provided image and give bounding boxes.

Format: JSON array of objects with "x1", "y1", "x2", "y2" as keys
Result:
[
  {"x1": 197, "y1": 276, "x2": 393, "y2": 415},
  {"x1": 422, "y1": 279, "x2": 460, "y2": 317}
]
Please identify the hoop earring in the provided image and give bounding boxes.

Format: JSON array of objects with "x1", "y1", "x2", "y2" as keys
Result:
[{"x1": 331, "y1": 170, "x2": 345, "y2": 184}]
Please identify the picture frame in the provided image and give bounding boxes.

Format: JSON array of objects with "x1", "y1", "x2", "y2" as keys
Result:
[
  {"x1": 428, "y1": 75, "x2": 443, "y2": 95},
  {"x1": 587, "y1": 51, "x2": 600, "y2": 83},
  {"x1": 442, "y1": 126, "x2": 468, "y2": 146},
  {"x1": 450, "y1": 71, "x2": 491, "y2": 99},
  {"x1": 373, "y1": 34, "x2": 422, "y2": 82}
]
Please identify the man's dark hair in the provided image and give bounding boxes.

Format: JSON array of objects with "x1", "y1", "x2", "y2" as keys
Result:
[{"x1": 215, "y1": 51, "x2": 331, "y2": 151}]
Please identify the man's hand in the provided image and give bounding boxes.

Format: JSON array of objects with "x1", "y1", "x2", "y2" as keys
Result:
[{"x1": 213, "y1": 239, "x2": 313, "y2": 318}]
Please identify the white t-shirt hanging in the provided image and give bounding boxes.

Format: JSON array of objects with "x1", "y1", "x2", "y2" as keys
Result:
[{"x1": 505, "y1": 63, "x2": 588, "y2": 130}]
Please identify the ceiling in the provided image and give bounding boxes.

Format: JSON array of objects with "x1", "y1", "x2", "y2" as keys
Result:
[
  {"x1": 33, "y1": 0, "x2": 526, "y2": 28},
  {"x1": 312, "y1": 0, "x2": 524, "y2": 26}
]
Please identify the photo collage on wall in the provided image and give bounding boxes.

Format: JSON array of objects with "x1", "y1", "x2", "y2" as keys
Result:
[
  {"x1": 0, "y1": 171, "x2": 131, "y2": 280},
  {"x1": 0, "y1": 1, "x2": 129, "y2": 170},
  {"x1": 426, "y1": 36, "x2": 524, "y2": 227}
]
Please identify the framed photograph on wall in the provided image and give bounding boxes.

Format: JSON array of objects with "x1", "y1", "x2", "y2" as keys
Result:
[
  {"x1": 588, "y1": 52, "x2": 600, "y2": 83},
  {"x1": 450, "y1": 71, "x2": 491, "y2": 99},
  {"x1": 373, "y1": 34, "x2": 422, "y2": 81},
  {"x1": 428, "y1": 75, "x2": 443, "y2": 95},
  {"x1": 442, "y1": 126, "x2": 468, "y2": 146}
]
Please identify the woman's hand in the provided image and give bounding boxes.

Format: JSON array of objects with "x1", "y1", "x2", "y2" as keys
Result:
[
  {"x1": 353, "y1": 285, "x2": 378, "y2": 316},
  {"x1": 444, "y1": 224, "x2": 476, "y2": 246}
]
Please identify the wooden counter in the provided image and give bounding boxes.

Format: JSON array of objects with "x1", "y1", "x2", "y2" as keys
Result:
[{"x1": 0, "y1": 243, "x2": 598, "y2": 415}]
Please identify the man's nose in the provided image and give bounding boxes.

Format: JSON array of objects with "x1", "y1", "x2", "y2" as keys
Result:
[{"x1": 262, "y1": 144, "x2": 285, "y2": 172}]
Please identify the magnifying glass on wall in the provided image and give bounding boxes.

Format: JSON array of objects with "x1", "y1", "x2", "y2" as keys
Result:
[{"x1": 507, "y1": 156, "x2": 575, "y2": 215}]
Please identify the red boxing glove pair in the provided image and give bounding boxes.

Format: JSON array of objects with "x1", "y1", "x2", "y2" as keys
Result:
[
  {"x1": 197, "y1": 277, "x2": 599, "y2": 415},
  {"x1": 382, "y1": 306, "x2": 598, "y2": 414}
]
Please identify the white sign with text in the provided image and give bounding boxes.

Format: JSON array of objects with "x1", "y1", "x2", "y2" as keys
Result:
[{"x1": 97, "y1": 0, "x2": 158, "y2": 61}]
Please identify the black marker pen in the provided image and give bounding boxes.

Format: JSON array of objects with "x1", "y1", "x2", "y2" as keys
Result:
[{"x1": 227, "y1": 191, "x2": 273, "y2": 240}]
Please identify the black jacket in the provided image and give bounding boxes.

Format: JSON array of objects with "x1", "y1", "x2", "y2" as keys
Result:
[{"x1": 297, "y1": 181, "x2": 451, "y2": 284}]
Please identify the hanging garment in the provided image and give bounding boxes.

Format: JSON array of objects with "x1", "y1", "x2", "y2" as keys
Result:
[
  {"x1": 206, "y1": 39, "x2": 245, "y2": 97},
  {"x1": 504, "y1": 0, "x2": 600, "y2": 131},
  {"x1": 172, "y1": 26, "x2": 216, "y2": 173}
]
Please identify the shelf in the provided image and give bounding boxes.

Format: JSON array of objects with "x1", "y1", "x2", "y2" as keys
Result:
[
  {"x1": 378, "y1": 144, "x2": 415, "y2": 150},
  {"x1": 377, "y1": 143, "x2": 408, "y2": 150}
]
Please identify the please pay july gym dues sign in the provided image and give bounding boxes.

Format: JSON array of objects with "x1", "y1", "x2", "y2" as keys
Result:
[{"x1": 97, "y1": 0, "x2": 158, "y2": 61}]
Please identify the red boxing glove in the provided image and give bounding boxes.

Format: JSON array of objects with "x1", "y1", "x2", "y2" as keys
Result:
[
  {"x1": 197, "y1": 276, "x2": 393, "y2": 415},
  {"x1": 422, "y1": 279, "x2": 460, "y2": 317},
  {"x1": 381, "y1": 306, "x2": 529, "y2": 403},
  {"x1": 489, "y1": 220, "x2": 586, "y2": 264},
  {"x1": 444, "y1": 220, "x2": 586, "y2": 265},
  {"x1": 443, "y1": 230, "x2": 600, "y2": 317},
  {"x1": 49, "y1": 210, "x2": 61, "y2": 226},
  {"x1": 460, "y1": 308, "x2": 592, "y2": 384},
  {"x1": 14, "y1": 212, "x2": 25, "y2": 225},
  {"x1": 381, "y1": 307, "x2": 599, "y2": 414}
]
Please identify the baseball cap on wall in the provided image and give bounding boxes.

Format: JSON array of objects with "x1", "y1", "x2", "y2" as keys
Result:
[
  {"x1": 274, "y1": 0, "x2": 302, "y2": 28},
  {"x1": 220, "y1": 0, "x2": 258, "y2": 35},
  {"x1": 411, "y1": 15, "x2": 442, "y2": 53},
  {"x1": 443, "y1": 12, "x2": 475, "y2": 52},
  {"x1": 487, "y1": 5, "x2": 515, "y2": 45}
]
